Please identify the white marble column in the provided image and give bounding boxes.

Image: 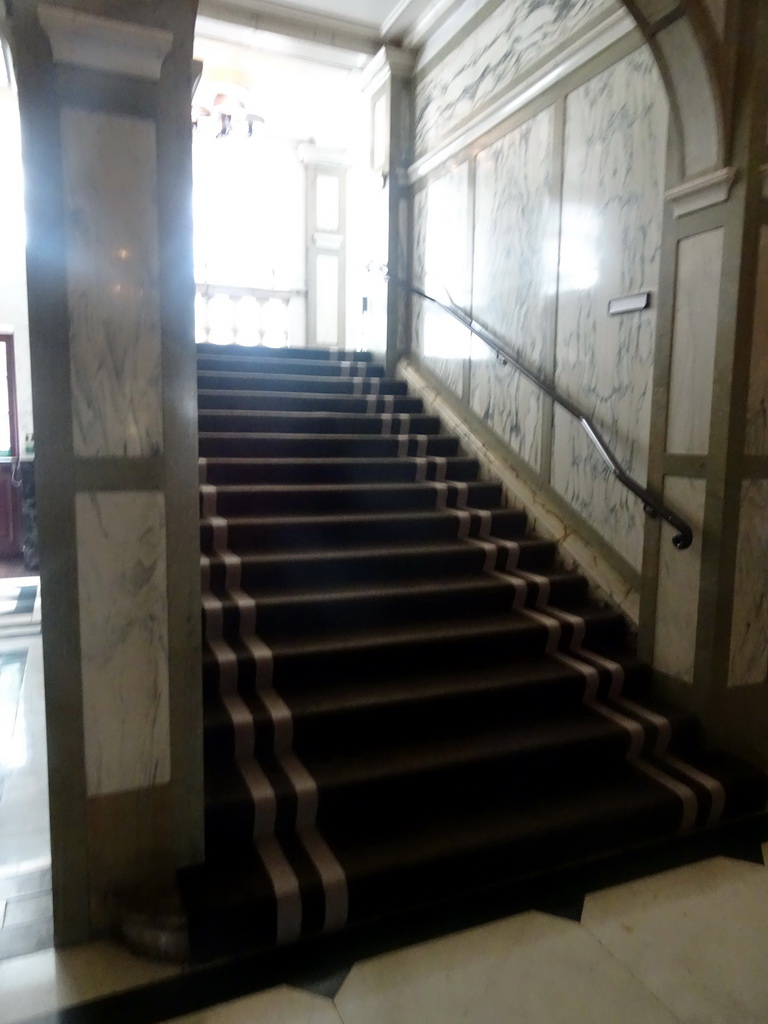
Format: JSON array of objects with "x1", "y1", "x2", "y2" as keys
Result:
[{"x1": 9, "y1": 0, "x2": 201, "y2": 941}]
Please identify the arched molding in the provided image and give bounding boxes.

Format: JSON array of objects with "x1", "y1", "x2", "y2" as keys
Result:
[{"x1": 622, "y1": 0, "x2": 733, "y2": 198}]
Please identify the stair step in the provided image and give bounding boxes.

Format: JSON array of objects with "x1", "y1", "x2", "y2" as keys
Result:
[
  {"x1": 202, "y1": 540, "x2": 539, "y2": 590},
  {"x1": 203, "y1": 707, "x2": 677, "y2": 851},
  {"x1": 206, "y1": 574, "x2": 523, "y2": 636},
  {"x1": 202, "y1": 481, "x2": 504, "y2": 517},
  {"x1": 200, "y1": 508, "x2": 530, "y2": 553},
  {"x1": 202, "y1": 606, "x2": 626, "y2": 693},
  {"x1": 184, "y1": 342, "x2": 768, "y2": 964},
  {"x1": 198, "y1": 410, "x2": 443, "y2": 436},
  {"x1": 197, "y1": 370, "x2": 408, "y2": 396},
  {"x1": 196, "y1": 344, "x2": 373, "y2": 363},
  {"x1": 202, "y1": 540, "x2": 566, "y2": 593},
  {"x1": 197, "y1": 354, "x2": 384, "y2": 378},
  {"x1": 204, "y1": 567, "x2": 591, "y2": 636},
  {"x1": 180, "y1": 754, "x2": 768, "y2": 958},
  {"x1": 198, "y1": 432, "x2": 461, "y2": 459},
  {"x1": 198, "y1": 456, "x2": 482, "y2": 486},
  {"x1": 202, "y1": 652, "x2": 654, "y2": 763},
  {"x1": 197, "y1": 390, "x2": 424, "y2": 415}
]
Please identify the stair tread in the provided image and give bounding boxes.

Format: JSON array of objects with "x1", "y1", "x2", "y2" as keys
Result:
[
  {"x1": 206, "y1": 572, "x2": 515, "y2": 604},
  {"x1": 201, "y1": 509, "x2": 520, "y2": 528},
  {"x1": 205, "y1": 708, "x2": 638, "y2": 798},
  {"x1": 204, "y1": 569, "x2": 591, "y2": 605},
  {"x1": 264, "y1": 650, "x2": 648, "y2": 717},
  {"x1": 227, "y1": 605, "x2": 620, "y2": 652},
  {"x1": 201, "y1": 542, "x2": 570, "y2": 574}
]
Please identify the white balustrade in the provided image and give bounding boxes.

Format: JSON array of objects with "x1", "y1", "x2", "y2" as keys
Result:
[{"x1": 195, "y1": 283, "x2": 307, "y2": 347}]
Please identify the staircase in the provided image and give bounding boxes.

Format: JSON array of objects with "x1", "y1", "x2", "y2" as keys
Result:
[{"x1": 178, "y1": 343, "x2": 768, "y2": 962}]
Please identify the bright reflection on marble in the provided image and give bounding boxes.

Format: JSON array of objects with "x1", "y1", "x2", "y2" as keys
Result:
[
  {"x1": 62, "y1": 108, "x2": 163, "y2": 458},
  {"x1": 470, "y1": 108, "x2": 558, "y2": 470},
  {"x1": 551, "y1": 49, "x2": 668, "y2": 569},
  {"x1": 558, "y1": 204, "x2": 600, "y2": 292},
  {"x1": 413, "y1": 163, "x2": 471, "y2": 398}
]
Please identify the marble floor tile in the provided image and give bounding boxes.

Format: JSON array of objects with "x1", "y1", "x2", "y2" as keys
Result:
[
  {"x1": 3, "y1": 889, "x2": 52, "y2": 927},
  {"x1": 582, "y1": 856, "x2": 768, "y2": 1023},
  {"x1": 334, "y1": 911, "x2": 680, "y2": 1024},
  {"x1": 0, "y1": 866, "x2": 51, "y2": 900},
  {"x1": 0, "y1": 829, "x2": 51, "y2": 873},
  {"x1": 168, "y1": 986, "x2": 344, "y2": 1024},
  {"x1": 0, "y1": 939, "x2": 180, "y2": 1024},
  {"x1": 0, "y1": 915, "x2": 53, "y2": 962}
]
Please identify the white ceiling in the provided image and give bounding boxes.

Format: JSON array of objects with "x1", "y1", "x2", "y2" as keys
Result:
[{"x1": 197, "y1": 0, "x2": 461, "y2": 54}]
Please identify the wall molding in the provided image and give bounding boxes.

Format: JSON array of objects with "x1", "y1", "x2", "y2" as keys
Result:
[
  {"x1": 38, "y1": 6, "x2": 172, "y2": 81},
  {"x1": 665, "y1": 166, "x2": 737, "y2": 217},
  {"x1": 407, "y1": 8, "x2": 637, "y2": 185}
]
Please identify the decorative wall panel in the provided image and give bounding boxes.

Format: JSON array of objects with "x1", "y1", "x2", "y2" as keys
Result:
[
  {"x1": 551, "y1": 50, "x2": 668, "y2": 569},
  {"x1": 414, "y1": 0, "x2": 618, "y2": 159},
  {"x1": 653, "y1": 478, "x2": 705, "y2": 683},
  {"x1": 666, "y1": 230, "x2": 723, "y2": 455},
  {"x1": 745, "y1": 227, "x2": 768, "y2": 455},
  {"x1": 62, "y1": 109, "x2": 163, "y2": 457},
  {"x1": 77, "y1": 491, "x2": 170, "y2": 795},
  {"x1": 412, "y1": 163, "x2": 471, "y2": 398},
  {"x1": 729, "y1": 480, "x2": 768, "y2": 687},
  {"x1": 469, "y1": 108, "x2": 558, "y2": 471}
]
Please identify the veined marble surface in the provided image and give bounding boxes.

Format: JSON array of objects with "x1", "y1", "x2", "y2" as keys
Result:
[
  {"x1": 469, "y1": 108, "x2": 558, "y2": 471},
  {"x1": 414, "y1": 0, "x2": 618, "y2": 159},
  {"x1": 653, "y1": 477, "x2": 706, "y2": 683},
  {"x1": 666, "y1": 230, "x2": 723, "y2": 455},
  {"x1": 412, "y1": 163, "x2": 471, "y2": 398},
  {"x1": 551, "y1": 50, "x2": 668, "y2": 569},
  {"x1": 77, "y1": 491, "x2": 170, "y2": 795},
  {"x1": 62, "y1": 109, "x2": 163, "y2": 458},
  {"x1": 728, "y1": 480, "x2": 768, "y2": 688},
  {"x1": 745, "y1": 226, "x2": 768, "y2": 455}
]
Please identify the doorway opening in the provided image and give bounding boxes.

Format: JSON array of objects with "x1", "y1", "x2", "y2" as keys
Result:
[
  {"x1": 191, "y1": 19, "x2": 381, "y2": 355},
  {"x1": 0, "y1": 35, "x2": 50, "y2": 962}
]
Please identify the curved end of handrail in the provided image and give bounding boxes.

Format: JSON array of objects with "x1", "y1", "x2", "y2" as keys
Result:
[{"x1": 672, "y1": 528, "x2": 693, "y2": 551}]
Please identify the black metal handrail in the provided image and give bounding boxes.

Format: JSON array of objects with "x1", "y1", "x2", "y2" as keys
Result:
[{"x1": 393, "y1": 276, "x2": 692, "y2": 550}]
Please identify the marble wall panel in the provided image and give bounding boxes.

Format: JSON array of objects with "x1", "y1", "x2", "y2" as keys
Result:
[
  {"x1": 729, "y1": 480, "x2": 768, "y2": 688},
  {"x1": 552, "y1": 50, "x2": 668, "y2": 569},
  {"x1": 745, "y1": 227, "x2": 768, "y2": 454},
  {"x1": 666, "y1": 229, "x2": 723, "y2": 455},
  {"x1": 414, "y1": 0, "x2": 618, "y2": 159},
  {"x1": 412, "y1": 163, "x2": 471, "y2": 398},
  {"x1": 62, "y1": 109, "x2": 163, "y2": 457},
  {"x1": 469, "y1": 108, "x2": 558, "y2": 471},
  {"x1": 653, "y1": 478, "x2": 706, "y2": 683},
  {"x1": 77, "y1": 491, "x2": 170, "y2": 795}
]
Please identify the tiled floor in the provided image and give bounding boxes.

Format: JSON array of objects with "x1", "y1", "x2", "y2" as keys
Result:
[
  {"x1": 0, "y1": 579, "x2": 52, "y2": 964},
  {"x1": 2, "y1": 849, "x2": 768, "y2": 1024}
]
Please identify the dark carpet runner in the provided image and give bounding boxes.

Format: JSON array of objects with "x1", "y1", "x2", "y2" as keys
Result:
[{"x1": 178, "y1": 343, "x2": 768, "y2": 961}]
